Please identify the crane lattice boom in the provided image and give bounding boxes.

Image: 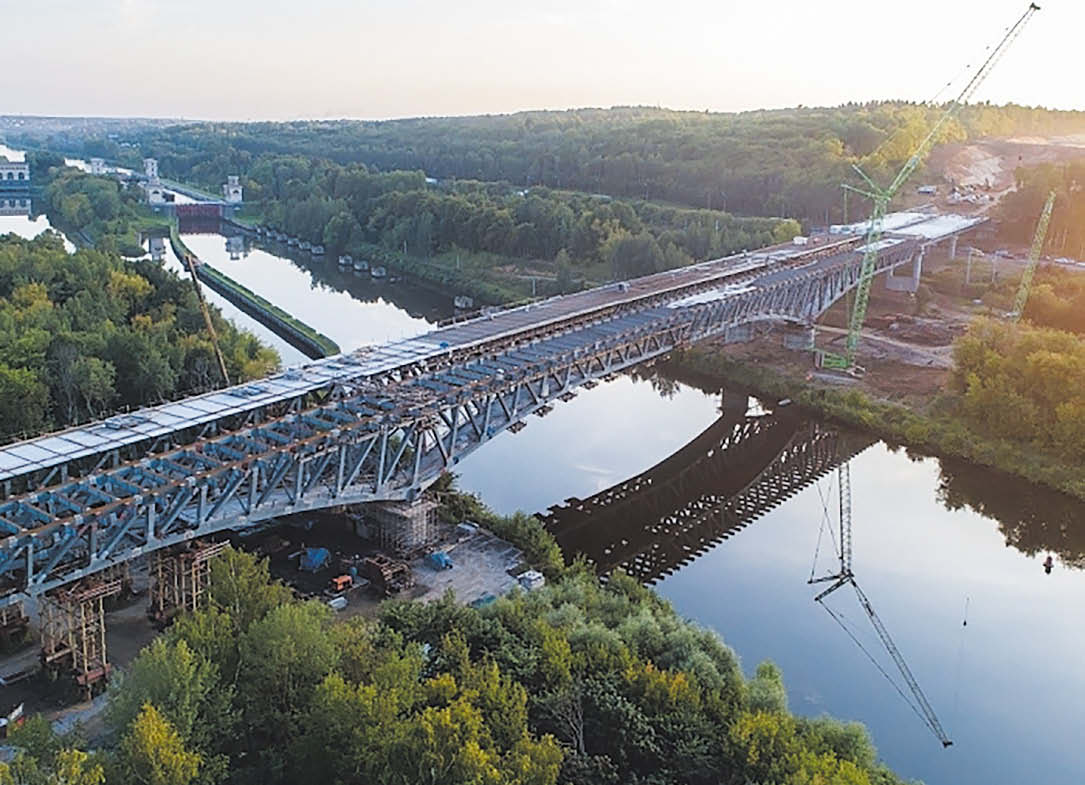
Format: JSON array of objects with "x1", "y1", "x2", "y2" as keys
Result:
[
  {"x1": 1012, "y1": 190, "x2": 1056, "y2": 321},
  {"x1": 821, "y1": 2, "x2": 1041, "y2": 371},
  {"x1": 811, "y1": 464, "x2": 953, "y2": 747}
]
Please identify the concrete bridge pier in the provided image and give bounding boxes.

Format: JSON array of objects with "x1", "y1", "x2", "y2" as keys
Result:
[
  {"x1": 722, "y1": 323, "x2": 754, "y2": 344},
  {"x1": 781, "y1": 323, "x2": 816, "y2": 351},
  {"x1": 886, "y1": 249, "x2": 925, "y2": 293}
]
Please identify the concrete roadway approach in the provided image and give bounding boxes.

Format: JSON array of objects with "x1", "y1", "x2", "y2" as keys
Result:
[{"x1": 0, "y1": 211, "x2": 983, "y2": 604}]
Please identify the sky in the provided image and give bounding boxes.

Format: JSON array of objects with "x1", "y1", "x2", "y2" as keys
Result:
[{"x1": 2, "y1": 0, "x2": 1080, "y2": 121}]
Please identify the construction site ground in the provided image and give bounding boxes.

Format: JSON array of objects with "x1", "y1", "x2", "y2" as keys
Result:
[
  {"x1": 913, "y1": 135, "x2": 1085, "y2": 216},
  {"x1": 405, "y1": 530, "x2": 524, "y2": 606},
  {"x1": 0, "y1": 511, "x2": 526, "y2": 736},
  {"x1": 716, "y1": 253, "x2": 996, "y2": 406}
]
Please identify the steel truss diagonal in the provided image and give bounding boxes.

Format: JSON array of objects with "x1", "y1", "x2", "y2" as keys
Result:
[{"x1": 0, "y1": 230, "x2": 951, "y2": 603}]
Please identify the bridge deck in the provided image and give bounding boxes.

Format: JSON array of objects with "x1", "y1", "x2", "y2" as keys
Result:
[
  {"x1": 0, "y1": 238, "x2": 830, "y2": 483},
  {"x1": 0, "y1": 211, "x2": 981, "y2": 488},
  {"x1": 0, "y1": 209, "x2": 986, "y2": 601}
]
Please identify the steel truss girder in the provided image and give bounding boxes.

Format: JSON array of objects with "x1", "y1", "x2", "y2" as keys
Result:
[{"x1": 0, "y1": 240, "x2": 922, "y2": 603}]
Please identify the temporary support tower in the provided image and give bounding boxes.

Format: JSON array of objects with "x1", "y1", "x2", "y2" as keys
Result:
[
  {"x1": 148, "y1": 540, "x2": 229, "y2": 625},
  {"x1": 40, "y1": 565, "x2": 128, "y2": 697},
  {"x1": 820, "y1": 3, "x2": 1041, "y2": 372}
]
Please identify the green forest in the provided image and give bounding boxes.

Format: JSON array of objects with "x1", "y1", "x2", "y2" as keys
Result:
[
  {"x1": 0, "y1": 233, "x2": 278, "y2": 442},
  {"x1": 0, "y1": 545, "x2": 908, "y2": 785},
  {"x1": 39, "y1": 102, "x2": 1085, "y2": 223},
  {"x1": 997, "y1": 159, "x2": 1085, "y2": 259},
  {"x1": 253, "y1": 164, "x2": 798, "y2": 279},
  {"x1": 22, "y1": 151, "x2": 174, "y2": 259},
  {"x1": 950, "y1": 318, "x2": 1085, "y2": 463}
]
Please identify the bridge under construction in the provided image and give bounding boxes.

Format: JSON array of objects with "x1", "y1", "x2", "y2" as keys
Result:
[{"x1": 0, "y1": 211, "x2": 981, "y2": 612}]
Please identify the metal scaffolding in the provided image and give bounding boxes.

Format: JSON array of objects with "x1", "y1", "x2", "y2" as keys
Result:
[
  {"x1": 40, "y1": 564, "x2": 128, "y2": 696},
  {"x1": 148, "y1": 540, "x2": 229, "y2": 625},
  {"x1": 0, "y1": 602, "x2": 28, "y2": 645},
  {"x1": 363, "y1": 499, "x2": 440, "y2": 556}
]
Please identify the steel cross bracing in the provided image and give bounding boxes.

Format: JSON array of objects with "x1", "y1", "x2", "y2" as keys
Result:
[{"x1": 0, "y1": 236, "x2": 921, "y2": 603}]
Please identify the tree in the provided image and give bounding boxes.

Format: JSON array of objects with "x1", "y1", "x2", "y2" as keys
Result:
[
  {"x1": 0, "y1": 364, "x2": 47, "y2": 439},
  {"x1": 747, "y1": 661, "x2": 788, "y2": 714},
  {"x1": 118, "y1": 704, "x2": 201, "y2": 785},
  {"x1": 235, "y1": 602, "x2": 339, "y2": 778},
  {"x1": 106, "y1": 638, "x2": 233, "y2": 783},
  {"x1": 205, "y1": 548, "x2": 292, "y2": 635}
]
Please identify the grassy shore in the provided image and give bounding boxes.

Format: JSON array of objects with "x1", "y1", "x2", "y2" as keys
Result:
[{"x1": 672, "y1": 346, "x2": 1085, "y2": 501}]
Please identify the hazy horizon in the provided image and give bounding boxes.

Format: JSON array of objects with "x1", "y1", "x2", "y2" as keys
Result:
[
  {"x1": 2, "y1": 0, "x2": 1080, "y2": 121},
  {"x1": 5, "y1": 94, "x2": 1085, "y2": 127}
]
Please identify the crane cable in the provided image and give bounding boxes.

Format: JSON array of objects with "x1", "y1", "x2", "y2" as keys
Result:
[
  {"x1": 952, "y1": 596, "x2": 971, "y2": 727},
  {"x1": 810, "y1": 475, "x2": 840, "y2": 581},
  {"x1": 819, "y1": 597, "x2": 940, "y2": 739}
]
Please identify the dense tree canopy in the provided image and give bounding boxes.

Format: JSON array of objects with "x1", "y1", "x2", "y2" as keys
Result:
[
  {"x1": 997, "y1": 159, "x2": 1085, "y2": 261},
  {"x1": 0, "y1": 544, "x2": 909, "y2": 785},
  {"x1": 951, "y1": 318, "x2": 1085, "y2": 463},
  {"x1": 0, "y1": 233, "x2": 278, "y2": 442},
  {"x1": 57, "y1": 102, "x2": 1085, "y2": 223},
  {"x1": 34, "y1": 160, "x2": 160, "y2": 258}
]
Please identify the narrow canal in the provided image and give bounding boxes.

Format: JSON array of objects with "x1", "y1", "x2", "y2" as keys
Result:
[{"x1": 177, "y1": 224, "x2": 448, "y2": 352}]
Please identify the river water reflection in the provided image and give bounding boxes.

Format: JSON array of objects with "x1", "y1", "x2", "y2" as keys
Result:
[
  {"x1": 177, "y1": 225, "x2": 448, "y2": 352},
  {"x1": 456, "y1": 376, "x2": 1085, "y2": 785},
  {"x1": 0, "y1": 145, "x2": 67, "y2": 245}
]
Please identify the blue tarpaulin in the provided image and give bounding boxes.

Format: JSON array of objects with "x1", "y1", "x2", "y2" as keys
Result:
[
  {"x1": 299, "y1": 547, "x2": 330, "y2": 572},
  {"x1": 426, "y1": 551, "x2": 453, "y2": 570}
]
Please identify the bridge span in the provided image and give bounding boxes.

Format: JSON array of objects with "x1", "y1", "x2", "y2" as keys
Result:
[{"x1": 0, "y1": 212, "x2": 980, "y2": 603}]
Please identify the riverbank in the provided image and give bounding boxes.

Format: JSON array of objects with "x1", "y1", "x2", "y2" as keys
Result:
[
  {"x1": 669, "y1": 343, "x2": 1085, "y2": 500},
  {"x1": 169, "y1": 226, "x2": 340, "y2": 359}
]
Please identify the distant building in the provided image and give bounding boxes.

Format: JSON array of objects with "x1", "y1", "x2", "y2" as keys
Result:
[
  {"x1": 143, "y1": 158, "x2": 159, "y2": 183},
  {"x1": 226, "y1": 234, "x2": 244, "y2": 260},
  {"x1": 89, "y1": 158, "x2": 107, "y2": 175},
  {"x1": 0, "y1": 197, "x2": 30, "y2": 216},
  {"x1": 145, "y1": 184, "x2": 167, "y2": 204},
  {"x1": 223, "y1": 175, "x2": 243, "y2": 203},
  {"x1": 0, "y1": 158, "x2": 29, "y2": 191}
]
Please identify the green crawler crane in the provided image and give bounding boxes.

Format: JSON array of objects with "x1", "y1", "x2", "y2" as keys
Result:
[{"x1": 819, "y1": 3, "x2": 1041, "y2": 373}]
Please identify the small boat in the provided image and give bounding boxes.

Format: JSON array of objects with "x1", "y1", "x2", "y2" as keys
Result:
[
  {"x1": 353, "y1": 258, "x2": 369, "y2": 272},
  {"x1": 311, "y1": 245, "x2": 325, "y2": 256},
  {"x1": 299, "y1": 240, "x2": 312, "y2": 251},
  {"x1": 371, "y1": 266, "x2": 387, "y2": 279},
  {"x1": 338, "y1": 254, "x2": 352, "y2": 267},
  {"x1": 287, "y1": 236, "x2": 299, "y2": 247},
  {"x1": 454, "y1": 295, "x2": 474, "y2": 310}
]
